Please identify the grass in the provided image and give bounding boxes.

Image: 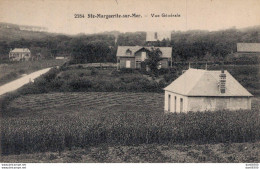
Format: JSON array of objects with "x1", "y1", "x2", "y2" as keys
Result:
[
  {"x1": 0, "y1": 59, "x2": 66, "y2": 85},
  {"x1": 1, "y1": 92, "x2": 259, "y2": 157},
  {"x1": 1, "y1": 142, "x2": 259, "y2": 163}
]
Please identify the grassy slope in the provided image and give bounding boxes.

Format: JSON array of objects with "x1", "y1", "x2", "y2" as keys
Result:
[
  {"x1": 1, "y1": 142, "x2": 259, "y2": 163},
  {"x1": 0, "y1": 59, "x2": 66, "y2": 85}
]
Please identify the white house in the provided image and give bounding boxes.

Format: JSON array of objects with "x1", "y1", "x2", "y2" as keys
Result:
[
  {"x1": 146, "y1": 31, "x2": 171, "y2": 42},
  {"x1": 9, "y1": 48, "x2": 31, "y2": 61},
  {"x1": 164, "y1": 68, "x2": 253, "y2": 113},
  {"x1": 236, "y1": 43, "x2": 260, "y2": 58}
]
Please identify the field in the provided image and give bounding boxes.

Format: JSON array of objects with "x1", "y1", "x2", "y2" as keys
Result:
[
  {"x1": 1, "y1": 92, "x2": 260, "y2": 162},
  {"x1": 0, "y1": 59, "x2": 66, "y2": 85},
  {"x1": 1, "y1": 142, "x2": 259, "y2": 163}
]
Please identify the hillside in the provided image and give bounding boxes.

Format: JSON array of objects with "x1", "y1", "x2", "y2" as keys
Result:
[
  {"x1": 0, "y1": 22, "x2": 260, "y2": 62},
  {"x1": 0, "y1": 22, "x2": 57, "y2": 41}
]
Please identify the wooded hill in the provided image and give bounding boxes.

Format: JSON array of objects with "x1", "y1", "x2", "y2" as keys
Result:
[{"x1": 0, "y1": 22, "x2": 259, "y2": 63}]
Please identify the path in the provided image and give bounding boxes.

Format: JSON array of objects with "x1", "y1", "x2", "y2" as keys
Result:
[{"x1": 0, "y1": 68, "x2": 51, "y2": 95}]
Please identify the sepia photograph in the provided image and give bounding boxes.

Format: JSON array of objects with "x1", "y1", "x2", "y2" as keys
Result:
[{"x1": 0, "y1": 0, "x2": 259, "y2": 168}]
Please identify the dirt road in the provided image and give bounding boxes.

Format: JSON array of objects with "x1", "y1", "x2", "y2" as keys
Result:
[{"x1": 0, "y1": 68, "x2": 51, "y2": 95}]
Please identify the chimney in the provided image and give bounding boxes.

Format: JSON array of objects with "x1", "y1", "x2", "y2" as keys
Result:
[{"x1": 219, "y1": 69, "x2": 226, "y2": 93}]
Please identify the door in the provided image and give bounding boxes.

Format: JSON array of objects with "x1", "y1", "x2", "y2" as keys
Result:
[
  {"x1": 168, "y1": 94, "x2": 171, "y2": 112},
  {"x1": 180, "y1": 98, "x2": 183, "y2": 113},
  {"x1": 136, "y1": 61, "x2": 141, "y2": 69},
  {"x1": 126, "y1": 60, "x2": 131, "y2": 68}
]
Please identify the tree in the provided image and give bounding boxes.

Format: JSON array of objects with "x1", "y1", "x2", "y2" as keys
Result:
[{"x1": 145, "y1": 48, "x2": 163, "y2": 74}]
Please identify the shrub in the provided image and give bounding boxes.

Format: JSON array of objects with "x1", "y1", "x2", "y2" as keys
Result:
[
  {"x1": 91, "y1": 68, "x2": 98, "y2": 75},
  {"x1": 68, "y1": 77, "x2": 92, "y2": 91}
]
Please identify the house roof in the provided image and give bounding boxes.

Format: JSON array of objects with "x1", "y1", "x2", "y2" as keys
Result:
[
  {"x1": 164, "y1": 68, "x2": 253, "y2": 97},
  {"x1": 10, "y1": 48, "x2": 30, "y2": 53},
  {"x1": 237, "y1": 43, "x2": 260, "y2": 53},
  {"x1": 116, "y1": 46, "x2": 172, "y2": 58}
]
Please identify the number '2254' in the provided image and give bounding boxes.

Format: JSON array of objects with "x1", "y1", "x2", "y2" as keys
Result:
[{"x1": 74, "y1": 14, "x2": 85, "y2": 18}]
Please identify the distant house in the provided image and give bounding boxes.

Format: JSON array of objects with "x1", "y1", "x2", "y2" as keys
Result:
[
  {"x1": 146, "y1": 31, "x2": 171, "y2": 42},
  {"x1": 116, "y1": 46, "x2": 172, "y2": 69},
  {"x1": 236, "y1": 43, "x2": 260, "y2": 57},
  {"x1": 56, "y1": 56, "x2": 65, "y2": 60},
  {"x1": 164, "y1": 68, "x2": 253, "y2": 113},
  {"x1": 9, "y1": 48, "x2": 31, "y2": 61}
]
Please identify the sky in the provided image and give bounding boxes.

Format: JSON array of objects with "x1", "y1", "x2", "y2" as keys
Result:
[{"x1": 0, "y1": 0, "x2": 259, "y2": 34}]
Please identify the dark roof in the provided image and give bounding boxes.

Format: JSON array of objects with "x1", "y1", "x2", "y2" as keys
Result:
[
  {"x1": 237, "y1": 43, "x2": 260, "y2": 53},
  {"x1": 116, "y1": 46, "x2": 172, "y2": 58},
  {"x1": 164, "y1": 68, "x2": 253, "y2": 97}
]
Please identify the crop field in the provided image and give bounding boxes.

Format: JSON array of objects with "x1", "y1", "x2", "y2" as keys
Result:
[
  {"x1": 1, "y1": 142, "x2": 259, "y2": 163},
  {"x1": 5, "y1": 92, "x2": 163, "y2": 115},
  {"x1": 1, "y1": 92, "x2": 260, "y2": 162}
]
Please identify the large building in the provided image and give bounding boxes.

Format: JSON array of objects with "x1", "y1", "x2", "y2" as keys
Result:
[
  {"x1": 164, "y1": 68, "x2": 253, "y2": 113},
  {"x1": 146, "y1": 31, "x2": 171, "y2": 42},
  {"x1": 9, "y1": 48, "x2": 31, "y2": 61},
  {"x1": 116, "y1": 46, "x2": 172, "y2": 69},
  {"x1": 236, "y1": 43, "x2": 260, "y2": 57}
]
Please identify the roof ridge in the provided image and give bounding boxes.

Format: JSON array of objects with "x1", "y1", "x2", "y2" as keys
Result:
[
  {"x1": 226, "y1": 71, "x2": 253, "y2": 96},
  {"x1": 186, "y1": 70, "x2": 206, "y2": 95}
]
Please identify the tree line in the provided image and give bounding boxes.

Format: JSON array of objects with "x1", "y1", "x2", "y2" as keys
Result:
[{"x1": 0, "y1": 26, "x2": 259, "y2": 63}]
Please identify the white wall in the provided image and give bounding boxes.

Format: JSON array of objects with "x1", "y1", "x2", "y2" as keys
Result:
[
  {"x1": 187, "y1": 97, "x2": 252, "y2": 112},
  {"x1": 164, "y1": 91, "x2": 188, "y2": 113},
  {"x1": 164, "y1": 91, "x2": 252, "y2": 113}
]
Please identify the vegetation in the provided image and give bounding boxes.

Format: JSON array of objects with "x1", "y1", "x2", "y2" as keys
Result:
[
  {"x1": 8, "y1": 62, "x2": 257, "y2": 96},
  {"x1": 6, "y1": 67, "x2": 162, "y2": 94},
  {"x1": 0, "y1": 59, "x2": 66, "y2": 85},
  {"x1": 1, "y1": 142, "x2": 259, "y2": 162},
  {"x1": 0, "y1": 23, "x2": 259, "y2": 162},
  {"x1": 1, "y1": 92, "x2": 259, "y2": 155},
  {"x1": 145, "y1": 48, "x2": 163, "y2": 74},
  {"x1": 1, "y1": 22, "x2": 259, "y2": 64}
]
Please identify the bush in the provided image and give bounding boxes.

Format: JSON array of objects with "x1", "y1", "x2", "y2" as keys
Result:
[
  {"x1": 118, "y1": 68, "x2": 140, "y2": 74},
  {"x1": 42, "y1": 68, "x2": 60, "y2": 82},
  {"x1": 158, "y1": 79, "x2": 167, "y2": 88},
  {"x1": 91, "y1": 68, "x2": 98, "y2": 75},
  {"x1": 68, "y1": 77, "x2": 92, "y2": 91}
]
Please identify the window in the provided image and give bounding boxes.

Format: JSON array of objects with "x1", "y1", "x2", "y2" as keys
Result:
[
  {"x1": 158, "y1": 62, "x2": 162, "y2": 69},
  {"x1": 168, "y1": 94, "x2": 171, "y2": 111},
  {"x1": 141, "y1": 52, "x2": 146, "y2": 61},
  {"x1": 154, "y1": 32, "x2": 158, "y2": 39},
  {"x1": 136, "y1": 61, "x2": 141, "y2": 69},
  {"x1": 180, "y1": 98, "x2": 183, "y2": 113},
  {"x1": 174, "y1": 96, "x2": 177, "y2": 113},
  {"x1": 126, "y1": 49, "x2": 132, "y2": 55}
]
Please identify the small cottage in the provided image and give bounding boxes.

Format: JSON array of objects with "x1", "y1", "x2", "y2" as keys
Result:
[
  {"x1": 116, "y1": 46, "x2": 172, "y2": 69},
  {"x1": 164, "y1": 68, "x2": 253, "y2": 113},
  {"x1": 9, "y1": 48, "x2": 31, "y2": 61}
]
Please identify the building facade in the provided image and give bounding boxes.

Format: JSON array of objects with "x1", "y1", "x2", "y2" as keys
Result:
[
  {"x1": 9, "y1": 48, "x2": 31, "y2": 61},
  {"x1": 164, "y1": 68, "x2": 253, "y2": 113},
  {"x1": 236, "y1": 43, "x2": 260, "y2": 57},
  {"x1": 116, "y1": 46, "x2": 172, "y2": 69},
  {"x1": 146, "y1": 31, "x2": 171, "y2": 42}
]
